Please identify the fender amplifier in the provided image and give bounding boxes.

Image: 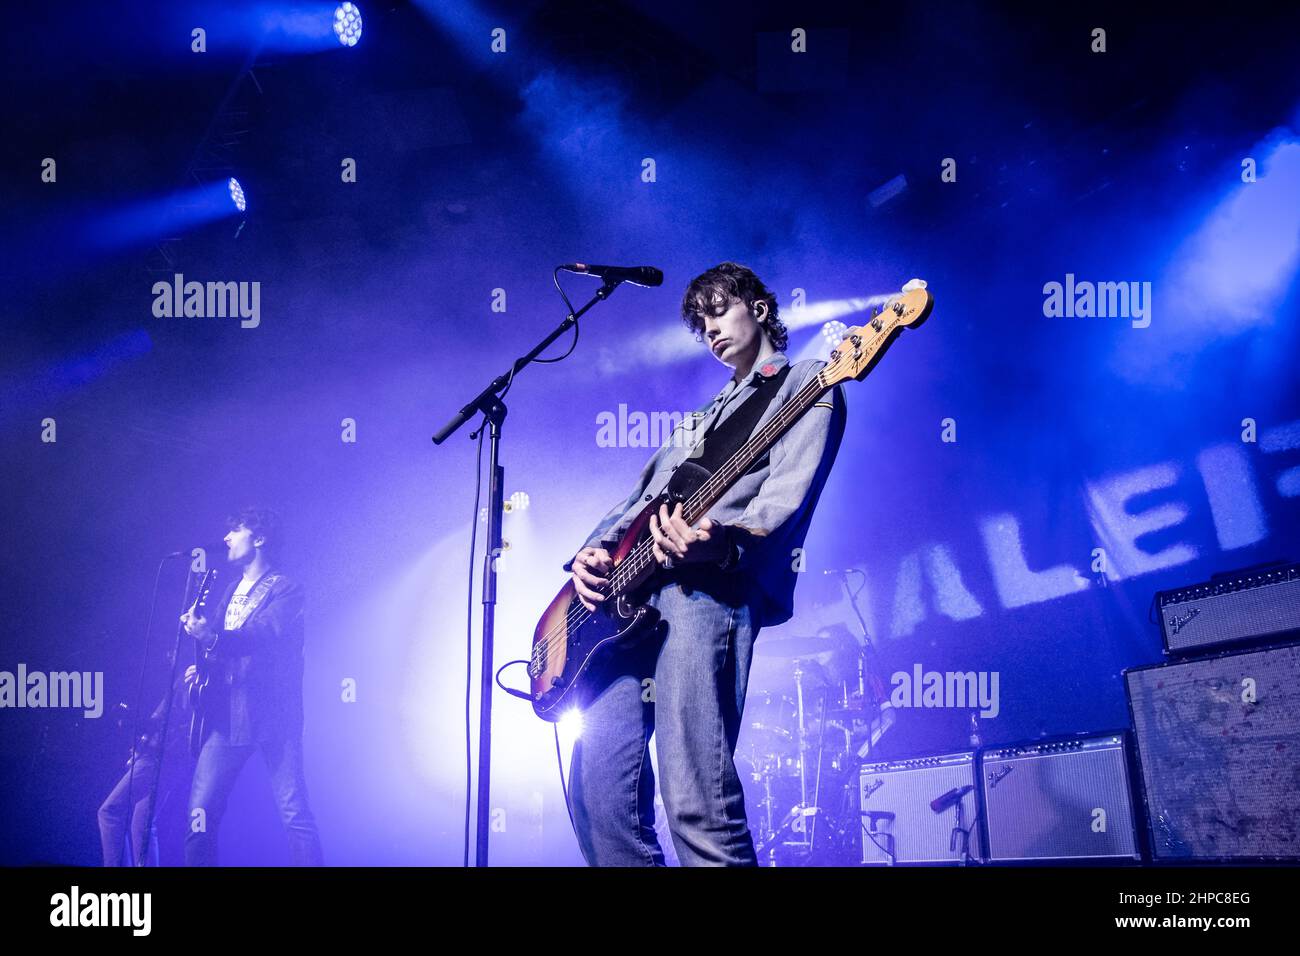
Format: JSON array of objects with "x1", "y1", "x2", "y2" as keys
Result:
[
  {"x1": 1125, "y1": 642, "x2": 1300, "y2": 861},
  {"x1": 980, "y1": 733, "x2": 1141, "y2": 862},
  {"x1": 1156, "y1": 561, "x2": 1300, "y2": 655},
  {"x1": 859, "y1": 751, "x2": 981, "y2": 865}
]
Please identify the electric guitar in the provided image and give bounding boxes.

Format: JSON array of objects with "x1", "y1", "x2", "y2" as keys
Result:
[
  {"x1": 528, "y1": 284, "x2": 934, "y2": 720},
  {"x1": 114, "y1": 697, "x2": 167, "y2": 769},
  {"x1": 184, "y1": 568, "x2": 220, "y2": 757}
]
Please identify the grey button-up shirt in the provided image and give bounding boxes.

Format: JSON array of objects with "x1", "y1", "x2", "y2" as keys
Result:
[{"x1": 567, "y1": 352, "x2": 847, "y2": 627}]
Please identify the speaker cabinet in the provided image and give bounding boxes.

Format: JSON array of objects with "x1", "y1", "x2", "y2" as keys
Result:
[{"x1": 1125, "y1": 642, "x2": 1300, "y2": 861}]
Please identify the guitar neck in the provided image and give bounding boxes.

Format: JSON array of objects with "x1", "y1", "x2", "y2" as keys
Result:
[{"x1": 680, "y1": 370, "x2": 830, "y2": 524}]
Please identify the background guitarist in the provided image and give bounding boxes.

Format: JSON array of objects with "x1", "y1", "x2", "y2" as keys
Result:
[
  {"x1": 179, "y1": 507, "x2": 324, "y2": 866},
  {"x1": 97, "y1": 657, "x2": 195, "y2": 866},
  {"x1": 564, "y1": 262, "x2": 847, "y2": 866}
]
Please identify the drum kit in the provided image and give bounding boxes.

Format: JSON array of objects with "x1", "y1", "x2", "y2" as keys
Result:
[{"x1": 739, "y1": 626, "x2": 895, "y2": 865}]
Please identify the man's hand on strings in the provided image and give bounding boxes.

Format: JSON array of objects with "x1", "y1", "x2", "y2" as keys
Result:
[
  {"x1": 571, "y1": 546, "x2": 613, "y2": 611},
  {"x1": 650, "y1": 502, "x2": 727, "y2": 567}
]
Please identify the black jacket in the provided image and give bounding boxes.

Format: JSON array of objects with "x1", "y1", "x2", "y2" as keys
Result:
[{"x1": 204, "y1": 571, "x2": 306, "y2": 746}]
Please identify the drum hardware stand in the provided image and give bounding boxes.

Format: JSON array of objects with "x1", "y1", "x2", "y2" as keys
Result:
[
  {"x1": 765, "y1": 660, "x2": 835, "y2": 864},
  {"x1": 794, "y1": 660, "x2": 810, "y2": 821},
  {"x1": 807, "y1": 690, "x2": 828, "y2": 851}
]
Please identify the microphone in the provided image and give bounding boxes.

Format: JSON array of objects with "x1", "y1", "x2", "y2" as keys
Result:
[
  {"x1": 163, "y1": 543, "x2": 226, "y2": 560},
  {"x1": 930, "y1": 784, "x2": 974, "y2": 814},
  {"x1": 559, "y1": 263, "x2": 663, "y2": 287}
]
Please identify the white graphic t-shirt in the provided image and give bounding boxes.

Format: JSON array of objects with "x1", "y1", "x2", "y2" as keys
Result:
[{"x1": 224, "y1": 576, "x2": 259, "y2": 631}]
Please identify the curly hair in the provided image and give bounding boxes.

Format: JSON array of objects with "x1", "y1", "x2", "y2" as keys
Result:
[
  {"x1": 226, "y1": 506, "x2": 284, "y2": 555},
  {"x1": 680, "y1": 262, "x2": 788, "y2": 352}
]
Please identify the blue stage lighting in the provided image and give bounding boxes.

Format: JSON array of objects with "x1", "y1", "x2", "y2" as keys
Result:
[
  {"x1": 228, "y1": 178, "x2": 246, "y2": 212},
  {"x1": 334, "y1": 3, "x2": 362, "y2": 47}
]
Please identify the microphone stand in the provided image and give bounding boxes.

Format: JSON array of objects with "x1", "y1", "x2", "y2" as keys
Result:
[
  {"x1": 950, "y1": 797, "x2": 972, "y2": 865},
  {"x1": 433, "y1": 277, "x2": 625, "y2": 867},
  {"x1": 136, "y1": 567, "x2": 194, "y2": 865},
  {"x1": 835, "y1": 569, "x2": 884, "y2": 721}
]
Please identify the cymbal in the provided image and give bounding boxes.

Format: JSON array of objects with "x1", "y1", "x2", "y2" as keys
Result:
[{"x1": 753, "y1": 635, "x2": 839, "y2": 658}]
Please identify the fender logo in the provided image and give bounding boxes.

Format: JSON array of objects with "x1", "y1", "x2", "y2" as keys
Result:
[{"x1": 1167, "y1": 607, "x2": 1201, "y2": 635}]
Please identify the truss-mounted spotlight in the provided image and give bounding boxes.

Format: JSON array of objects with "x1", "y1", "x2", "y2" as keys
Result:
[
  {"x1": 506, "y1": 491, "x2": 531, "y2": 513},
  {"x1": 333, "y1": 3, "x2": 362, "y2": 47},
  {"x1": 228, "y1": 178, "x2": 246, "y2": 213},
  {"x1": 821, "y1": 320, "x2": 847, "y2": 345}
]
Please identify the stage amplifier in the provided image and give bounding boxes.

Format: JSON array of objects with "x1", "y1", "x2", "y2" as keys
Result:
[
  {"x1": 980, "y1": 733, "x2": 1141, "y2": 862},
  {"x1": 859, "y1": 751, "x2": 982, "y2": 865},
  {"x1": 1156, "y1": 561, "x2": 1300, "y2": 655}
]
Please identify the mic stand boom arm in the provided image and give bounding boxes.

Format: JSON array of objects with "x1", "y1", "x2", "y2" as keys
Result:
[{"x1": 432, "y1": 280, "x2": 620, "y2": 445}]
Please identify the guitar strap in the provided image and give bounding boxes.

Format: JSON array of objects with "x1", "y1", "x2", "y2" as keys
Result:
[
  {"x1": 223, "y1": 571, "x2": 282, "y2": 631},
  {"x1": 693, "y1": 362, "x2": 793, "y2": 474}
]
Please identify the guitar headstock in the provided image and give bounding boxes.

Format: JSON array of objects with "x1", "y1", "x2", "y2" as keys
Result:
[
  {"x1": 820, "y1": 285, "x2": 934, "y2": 387},
  {"x1": 193, "y1": 568, "x2": 219, "y2": 615}
]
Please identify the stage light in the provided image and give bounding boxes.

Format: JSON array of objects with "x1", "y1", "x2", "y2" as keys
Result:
[
  {"x1": 821, "y1": 320, "x2": 848, "y2": 345},
  {"x1": 507, "y1": 491, "x2": 531, "y2": 513},
  {"x1": 559, "y1": 709, "x2": 583, "y2": 740},
  {"x1": 1169, "y1": 137, "x2": 1300, "y2": 330},
  {"x1": 228, "y1": 178, "x2": 246, "y2": 212},
  {"x1": 333, "y1": 3, "x2": 362, "y2": 47}
]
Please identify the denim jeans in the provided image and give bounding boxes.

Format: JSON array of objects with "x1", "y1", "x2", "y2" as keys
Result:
[
  {"x1": 98, "y1": 756, "x2": 166, "y2": 866},
  {"x1": 185, "y1": 728, "x2": 324, "y2": 866},
  {"x1": 567, "y1": 571, "x2": 759, "y2": 866}
]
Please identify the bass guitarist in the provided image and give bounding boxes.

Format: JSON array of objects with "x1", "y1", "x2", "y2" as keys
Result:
[{"x1": 563, "y1": 262, "x2": 847, "y2": 866}]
